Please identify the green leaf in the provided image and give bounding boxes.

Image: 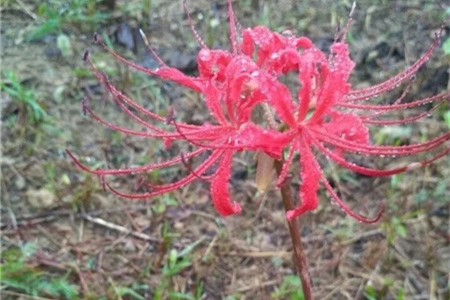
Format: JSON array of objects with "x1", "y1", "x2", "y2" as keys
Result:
[
  {"x1": 115, "y1": 287, "x2": 146, "y2": 300},
  {"x1": 271, "y1": 275, "x2": 304, "y2": 300},
  {"x1": 443, "y1": 37, "x2": 450, "y2": 56},
  {"x1": 57, "y1": 34, "x2": 73, "y2": 57},
  {"x1": 392, "y1": 217, "x2": 408, "y2": 238},
  {"x1": 28, "y1": 18, "x2": 62, "y2": 41},
  {"x1": 169, "y1": 292, "x2": 196, "y2": 300},
  {"x1": 443, "y1": 110, "x2": 450, "y2": 129}
]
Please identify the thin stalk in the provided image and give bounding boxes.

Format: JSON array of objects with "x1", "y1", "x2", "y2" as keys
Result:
[{"x1": 274, "y1": 160, "x2": 313, "y2": 300}]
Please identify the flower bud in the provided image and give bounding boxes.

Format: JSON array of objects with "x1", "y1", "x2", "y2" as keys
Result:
[{"x1": 256, "y1": 152, "x2": 275, "y2": 193}]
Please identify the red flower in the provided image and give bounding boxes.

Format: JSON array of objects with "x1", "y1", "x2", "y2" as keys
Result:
[
  {"x1": 67, "y1": 0, "x2": 293, "y2": 216},
  {"x1": 262, "y1": 28, "x2": 450, "y2": 222},
  {"x1": 68, "y1": 0, "x2": 449, "y2": 221}
]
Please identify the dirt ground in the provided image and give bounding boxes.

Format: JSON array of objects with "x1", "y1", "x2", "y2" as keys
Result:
[{"x1": 1, "y1": 0, "x2": 449, "y2": 299}]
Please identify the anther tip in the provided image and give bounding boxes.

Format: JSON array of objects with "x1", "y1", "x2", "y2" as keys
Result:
[
  {"x1": 82, "y1": 50, "x2": 89, "y2": 62},
  {"x1": 166, "y1": 107, "x2": 176, "y2": 125}
]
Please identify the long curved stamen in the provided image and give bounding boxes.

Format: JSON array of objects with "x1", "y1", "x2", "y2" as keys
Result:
[
  {"x1": 105, "y1": 149, "x2": 225, "y2": 199},
  {"x1": 82, "y1": 102, "x2": 175, "y2": 139},
  {"x1": 183, "y1": 0, "x2": 208, "y2": 49},
  {"x1": 93, "y1": 33, "x2": 204, "y2": 92},
  {"x1": 169, "y1": 115, "x2": 261, "y2": 151},
  {"x1": 310, "y1": 133, "x2": 450, "y2": 177},
  {"x1": 85, "y1": 52, "x2": 199, "y2": 131},
  {"x1": 112, "y1": 96, "x2": 175, "y2": 134},
  {"x1": 362, "y1": 101, "x2": 444, "y2": 125},
  {"x1": 339, "y1": 1, "x2": 356, "y2": 42},
  {"x1": 311, "y1": 128, "x2": 449, "y2": 156},
  {"x1": 346, "y1": 31, "x2": 441, "y2": 102},
  {"x1": 138, "y1": 28, "x2": 166, "y2": 66},
  {"x1": 321, "y1": 175, "x2": 385, "y2": 224},
  {"x1": 66, "y1": 148, "x2": 206, "y2": 176},
  {"x1": 180, "y1": 152, "x2": 219, "y2": 181},
  {"x1": 306, "y1": 132, "x2": 386, "y2": 224},
  {"x1": 338, "y1": 92, "x2": 449, "y2": 111},
  {"x1": 111, "y1": 97, "x2": 228, "y2": 140},
  {"x1": 82, "y1": 100, "x2": 221, "y2": 141},
  {"x1": 344, "y1": 79, "x2": 413, "y2": 120},
  {"x1": 227, "y1": 0, "x2": 239, "y2": 54}
]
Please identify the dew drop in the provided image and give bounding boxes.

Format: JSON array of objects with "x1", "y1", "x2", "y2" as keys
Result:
[
  {"x1": 198, "y1": 48, "x2": 212, "y2": 61},
  {"x1": 281, "y1": 30, "x2": 294, "y2": 38}
]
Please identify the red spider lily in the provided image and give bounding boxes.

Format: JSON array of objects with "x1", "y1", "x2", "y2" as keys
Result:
[
  {"x1": 262, "y1": 28, "x2": 450, "y2": 221},
  {"x1": 67, "y1": 0, "x2": 295, "y2": 216},
  {"x1": 68, "y1": 0, "x2": 449, "y2": 222}
]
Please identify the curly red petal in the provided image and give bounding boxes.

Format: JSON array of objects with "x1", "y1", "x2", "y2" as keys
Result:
[{"x1": 210, "y1": 151, "x2": 242, "y2": 216}]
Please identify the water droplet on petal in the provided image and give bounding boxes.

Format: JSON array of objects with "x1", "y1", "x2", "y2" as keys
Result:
[
  {"x1": 198, "y1": 48, "x2": 212, "y2": 61},
  {"x1": 281, "y1": 30, "x2": 294, "y2": 38}
]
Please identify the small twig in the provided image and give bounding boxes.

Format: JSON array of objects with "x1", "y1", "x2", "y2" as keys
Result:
[
  {"x1": 0, "y1": 290, "x2": 53, "y2": 300},
  {"x1": 78, "y1": 212, "x2": 85, "y2": 242},
  {"x1": 221, "y1": 251, "x2": 291, "y2": 258},
  {"x1": 37, "y1": 225, "x2": 63, "y2": 247},
  {"x1": 6, "y1": 207, "x2": 18, "y2": 230},
  {"x1": 429, "y1": 270, "x2": 437, "y2": 300},
  {"x1": 0, "y1": 205, "x2": 150, "y2": 230},
  {"x1": 341, "y1": 228, "x2": 384, "y2": 246},
  {"x1": 14, "y1": 0, "x2": 38, "y2": 20},
  {"x1": 321, "y1": 280, "x2": 347, "y2": 300},
  {"x1": 190, "y1": 209, "x2": 218, "y2": 221},
  {"x1": 1, "y1": 213, "x2": 59, "y2": 230},
  {"x1": 81, "y1": 214, "x2": 160, "y2": 242},
  {"x1": 202, "y1": 235, "x2": 218, "y2": 259},
  {"x1": 230, "y1": 279, "x2": 280, "y2": 293}
]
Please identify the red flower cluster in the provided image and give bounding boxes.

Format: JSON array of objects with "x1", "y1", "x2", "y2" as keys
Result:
[{"x1": 68, "y1": 0, "x2": 449, "y2": 222}]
